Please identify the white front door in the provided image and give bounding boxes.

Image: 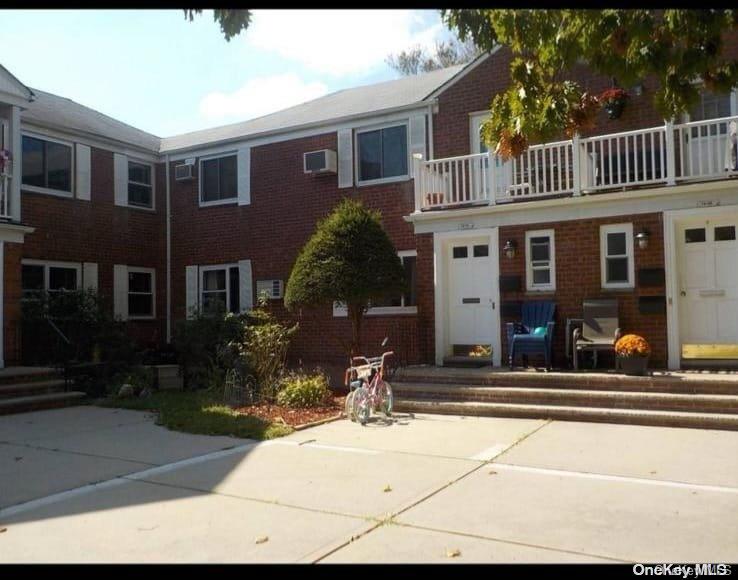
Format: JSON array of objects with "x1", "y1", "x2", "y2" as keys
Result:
[
  {"x1": 447, "y1": 235, "x2": 499, "y2": 358},
  {"x1": 677, "y1": 214, "x2": 738, "y2": 360}
]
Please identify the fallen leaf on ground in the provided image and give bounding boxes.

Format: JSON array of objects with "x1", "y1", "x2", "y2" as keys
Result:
[
  {"x1": 0, "y1": 528, "x2": 7, "y2": 534},
  {"x1": 383, "y1": 484, "x2": 392, "y2": 492},
  {"x1": 488, "y1": 470, "x2": 497, "y2": 475},
  {"x1": 446, "y1": 548, "x2": 461, "y2": 558},
  {"x1": 255, "y1": 536, "x2": 269, "y2": 544}
]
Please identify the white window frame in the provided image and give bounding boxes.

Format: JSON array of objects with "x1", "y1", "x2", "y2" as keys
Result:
[
  {"x1": 199, "y1": 263, "x2": 239, "y2": 312},
  {"x1": 199, "y1": 152, "x2": 238, "y2": 207},
  {"x1": 355, "y1": 121, "x2": 410, "y2": 186},
  {"x1": 21, "y1": 259, "x2": 81, "y2": 297},
  {"x1": 127, "y1": 159, "x2": 155, "y2": 211},
  {"x1": 20, "y1": 132, "x2": 75, "y2": 198},
  {"x1": 525, "y1": 229, "x2": 556, "y2": 292},
  {"x1": 333, "y1": 250, "x2": 418, "y2": 317},
  {"x1": 126, "y1": 266, "x2": 156, "y2": 320},
  {"x1": 600, "y1": 223, "x2": 635, "y2": 290},
  {"x1": 469, "y1": 111, "x2": 489, "y2": 154}
]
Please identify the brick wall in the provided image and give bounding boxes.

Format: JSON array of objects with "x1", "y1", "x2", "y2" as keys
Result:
[
  {"x1": 169, "y1": 131, "x2": 426, "y2": 369},
  {"x1": 19, "y1": 147, "x2": 167, "y2": 352},
  {"x1": 4, "y1": 241, "x2": 22, "y2": 365},
  {"x1": 498, "y1": 212, "x2": 667, "y2": 368}
]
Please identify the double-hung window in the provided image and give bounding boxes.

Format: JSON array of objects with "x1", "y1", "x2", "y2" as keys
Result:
[
  {"x1": 356, "y1": 123, "x2": 408, "y2": 184},
  {"x1": 600, "y1": 223, "x2": 634, "y2": 289},
  {"x1": 525, "y1": 230, "x2": 556, "y2": 292},
  {"x1": 128, "y1": 161, "x2": 153, "y2": 208},
  {"x1": 21, "y1": 135, "x2": 73, "y2": 195},
  {"x1": 21, "y1": 260, "x2": 80, "y2": 300},
  {"x1": 200, "y1": 265, "x2": 240, "y2": 314},
  {"x1": 200, "y1": 154, "x2": 237, "y2": 204},
  {"x1": 127, "y1": 268, "x2": 155, "y2": 318},
  {"x1": 333, "y1": 250, "x2": 417, "y2": 316}
]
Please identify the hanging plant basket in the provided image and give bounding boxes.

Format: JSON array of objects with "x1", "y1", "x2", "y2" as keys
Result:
[{"x1": 600, "y1": 88, "x2": 629, "y2": 121}]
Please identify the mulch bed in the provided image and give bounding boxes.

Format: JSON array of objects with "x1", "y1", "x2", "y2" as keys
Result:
[{"x1": 233, "y1": 395, "x2": 345, "y2": 429}]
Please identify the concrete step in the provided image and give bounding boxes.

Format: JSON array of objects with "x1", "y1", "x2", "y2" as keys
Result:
[
  {"x1": 393, "y1": 369, "x2": 738, "y2": 395},
  {"x1": 394, "y1": 399, "x2": 738, "y2": 431},
  {"x1": 393, "y1": 382, "x2": 738, "y2": 414},
  {"x1": 0, "y1": 379, "x2": 68, "y2": 398},
  {"x1": 0, "y1": 391, "x2": 86, "y2": 415},
  {"x1": 0, "y1": 367, "x2": 63, "y2": 386}
]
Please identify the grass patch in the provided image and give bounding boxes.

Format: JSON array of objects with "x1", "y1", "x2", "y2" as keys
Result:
[{"x1": 97, "y1": 390, "x2": 293, "y2": 440}]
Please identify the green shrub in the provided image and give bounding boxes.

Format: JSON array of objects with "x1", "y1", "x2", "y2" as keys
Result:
[{"x1": 277, "y1": 371, "x2": 331, "y2": 408}]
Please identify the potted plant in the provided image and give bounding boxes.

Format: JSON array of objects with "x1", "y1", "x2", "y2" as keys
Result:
[
  {"x1": 600, "y1": 87, "x2": 629, "y2": 120},
  {"x1": 615, "y1": 334, "x2": 651, "y2": 376},
  {"x1": 565, "y1": 92, "x2": 601, "y2": 137},
  {"x1": 0, "y1": 149, "x2": 11, "y2": 175}
]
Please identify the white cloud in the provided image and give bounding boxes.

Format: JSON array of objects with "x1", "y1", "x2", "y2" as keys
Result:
[
  {"x1": 245, "y1": 10, "x2": 445, "y2": 76},
  {"x1": 199, "y1": 73, "x2": 329, "y2": 121}
]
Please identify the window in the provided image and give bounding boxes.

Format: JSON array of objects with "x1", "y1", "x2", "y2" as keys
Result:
[
  {"x1": 715, "y1": 225, "x2": 736, "y2": 242},
  {"x1": 689, "y1": 91, "x2": 734, "y2": 138},
  {"x1": 128, "y1": 161, "x2": 153, "y2": 208},
  {"x1": 356, "y1": 124, "x2": 408, "y2": 183},
  {"x1": 333, "y1": 251, "x2": 417, "y2": 316},
  {"x1": 200, "y1": 154, "x2": 237, "y2": 204},
  {"x1": 127, "y1": 268, "x2": 155, "y2": 318},
  {"x1": 685, "y1": 228, "x2": 706, "y2": 243},
  {"x1": 600, "y1": 223, "x2": 634, "y2": 289},
  {"x1": 22, "y1": 135, "x2": 73, "y2": 194},
  {"x1": 525, "y1": 230, "x2": 556, "y2": 291},
  {"x1": 200, "y1": 265, "x2": 240, "y2": 314},
  {"x1": 256, "y1": 279, "x2": 283, "y2": 300},
  {"x1": 21, "y1": 261, "x2": 79, "y2": 299}
]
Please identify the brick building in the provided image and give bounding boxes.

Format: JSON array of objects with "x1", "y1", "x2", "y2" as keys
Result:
[{"x1": 0, "y1": 48, "x2": 737, "y2": 373}]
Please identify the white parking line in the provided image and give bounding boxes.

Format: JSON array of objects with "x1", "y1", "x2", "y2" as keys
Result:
[
  {"x1": 469, "y1": 444, "x2": 510, "y2": 461},
  {"x1": 0, "y1": 442, "x2": 259, "y2": 519},
  {"x1": 270, "y1": 439, "x2": 380, "y2": 455},
  {"x1": 492, "y1": 462, "x2": 738, "y2": 494}
]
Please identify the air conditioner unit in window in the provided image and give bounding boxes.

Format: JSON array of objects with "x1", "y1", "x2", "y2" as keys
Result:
[
  {"x1": 303, "y1": 149, "x2": 337, "y2": 175},
  {"x1": 256, "y1": 279, "x2": 283, "y2": 300},
  {"x1": 175, "y1": 158, "x2": 196, "y2": 181}
]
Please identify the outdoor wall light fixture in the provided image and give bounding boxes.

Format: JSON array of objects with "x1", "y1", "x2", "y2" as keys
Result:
[
  {"x1": 635, "y1": 229, "x2": 650, "y2": 250},
  {"x1": 503, "y1": 239, "x2": 517, "y2": 259}
]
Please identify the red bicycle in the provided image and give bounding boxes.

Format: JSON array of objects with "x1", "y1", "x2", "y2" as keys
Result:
[{"x1": 344, "y1": 349, "x2": 394, "y2": 425}]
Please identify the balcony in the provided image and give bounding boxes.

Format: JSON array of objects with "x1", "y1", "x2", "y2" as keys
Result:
[
  {"x1": 0, "y1": 172, "x2": 10, "y2": 219},
  {"x1": 413, "y1": 115, "x2": 738, "y2": 212}
]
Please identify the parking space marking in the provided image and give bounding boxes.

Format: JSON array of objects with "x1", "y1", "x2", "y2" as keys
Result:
[{"x1": 491, "y1": 462, "x2": 738, "y2": 494}]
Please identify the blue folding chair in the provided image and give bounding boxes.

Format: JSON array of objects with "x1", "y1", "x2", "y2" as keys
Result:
[{"x1": 506, "y1": 301, "x2": 556, "y2": 370}]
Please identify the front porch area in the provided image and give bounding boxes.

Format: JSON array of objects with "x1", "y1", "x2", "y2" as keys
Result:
[{"x1": 392, "y1": 364, "x2": 738, "y2": 431}]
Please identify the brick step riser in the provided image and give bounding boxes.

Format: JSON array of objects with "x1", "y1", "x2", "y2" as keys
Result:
[
  {"x1": 0, "y1": 372, "x2": 64, "y2": 387},
  {"x1": 394, "y1": 390, "x2": 738, "y2": 414},
  {"x1": 394, "y1": 400, "x2": 738, "y2": 431},
  {"x1": 0, "y1": 398, "x2": 84, "y2": 416},
  {"x1": 0, "y1": 385, "x2": 67, "y2": 399},
  {"x1": 393, "y1": 375, "x2": 738, "y2": 395}
]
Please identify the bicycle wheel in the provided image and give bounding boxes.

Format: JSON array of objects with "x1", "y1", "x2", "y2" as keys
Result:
[
  {"x1": 352, "y1": 388, "x2": 371, "y2": 425},
  {"x1": 344, "y1": 390, "x2": 356, "y2": 421},
  {"x1": 378, "y1": 380, "x2": 393, "y2": 416}
]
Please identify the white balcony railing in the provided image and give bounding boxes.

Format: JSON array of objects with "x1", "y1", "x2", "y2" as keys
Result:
[
  {"x1": 0, "y1": 173, "x2": 11, "y2": 218},
  {"x1": 414, "y1": 115, "x2": 738, "y2": 211}
]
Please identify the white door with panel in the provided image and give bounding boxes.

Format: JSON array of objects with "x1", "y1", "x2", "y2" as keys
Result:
[
  {"x1": 447, "y1": 235, "x2": 500, "y2": 358},
  {"x1": 677, "y1": 215, "x2": 738, "y2": 359},
  {"x1": 683, "y1": 91, "x2": 737, "y2": 177},
  {"x1": 471, "y1": 114, "x2": 511, "y2": 198}
]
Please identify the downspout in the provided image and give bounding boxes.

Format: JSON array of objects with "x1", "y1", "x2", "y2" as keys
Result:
[
  {"x1": 165, "y1": 154, "x2": 171, "y2": 343},
  {"x1": 427, "y1": 102, "x2": 435, "y2": 160}
]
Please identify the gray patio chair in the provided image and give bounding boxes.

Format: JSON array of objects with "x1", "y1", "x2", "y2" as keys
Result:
[{"x1": 572, "y1": 299, "x2": 622, "y2": 370}]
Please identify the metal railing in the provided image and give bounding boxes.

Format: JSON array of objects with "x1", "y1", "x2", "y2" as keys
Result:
[{"x1": 414, "y1": 115, "x2": 738, "y2": 211}]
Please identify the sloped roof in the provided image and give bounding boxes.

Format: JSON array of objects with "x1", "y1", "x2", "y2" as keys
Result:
[
  {"x1": 0, "y1": 64, "x2": 34, "y2": 103},
  {"x1": 159, "y1": 64, "x2": 466, "y2": 153},
  {"x1": 21, "y1": 89, "x2": 161, "y2": 153}
]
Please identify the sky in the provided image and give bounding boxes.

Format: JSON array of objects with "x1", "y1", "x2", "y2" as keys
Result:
[{"x1": 0, "y1": 9, "x2": 454, "y2": 138}]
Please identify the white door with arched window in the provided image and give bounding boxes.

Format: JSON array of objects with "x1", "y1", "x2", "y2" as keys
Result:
[{"x1": 470, "y1": 113, "x2": 512, "y2": 199}]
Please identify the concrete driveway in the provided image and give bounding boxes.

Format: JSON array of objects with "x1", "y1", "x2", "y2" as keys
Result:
[{"x1": 1, "y1": 406, "x2": 737, "y2": 563}]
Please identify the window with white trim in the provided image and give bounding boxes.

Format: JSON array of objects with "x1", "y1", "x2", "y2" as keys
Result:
[
  {"x1": 525, "y1": 230, "x2": 556, "y2": 292},
  {"x1": 21, "y1": 135, "x2": 73, "y2": 195},
  {"x1": 333, "y1": 250, "x2": 417, "y2": 316},
  {"x1": 200, "y1": 154, "x2": 237, "y2": 204},
  {"x1": 356, "y1": 123, "x2": 408, "y2": 184},
  {"x1": 21, "y1": 260, "x2": 80, "y2": 299},
  {"x1": 600, "y1": 223, "x2": 634, "y2": 289},
  {"x1": 200, "y1": 264, "x2": 240, "y2": 314},
  {"x1": 128, "y1": 161, "x2": 153, "y2": 208},
  {"x1": 127, "y1": 268, "x2": 155, "y2": 318}
]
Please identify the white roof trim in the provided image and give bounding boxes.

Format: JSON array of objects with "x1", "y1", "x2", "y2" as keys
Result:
[
  {"x1": 424, "y1": 47, "x2": 500, "y2": 100},
  {"x1": 0, "y1": 64, "x2": 34, "y2": 104}
]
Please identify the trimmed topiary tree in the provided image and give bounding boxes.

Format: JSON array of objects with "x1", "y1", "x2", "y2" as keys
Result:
[{"x1": 285, "y1": 199, "x2": 406, "y2": 358}]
